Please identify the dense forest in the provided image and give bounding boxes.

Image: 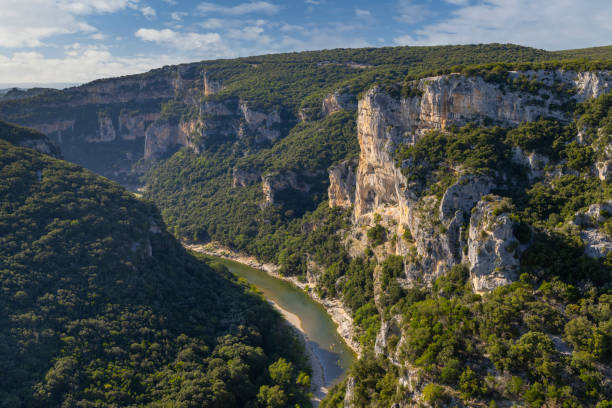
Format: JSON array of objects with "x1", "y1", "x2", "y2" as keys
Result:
[{"x1": 0, "y1": 126, "x2": 312, "y2": 407}]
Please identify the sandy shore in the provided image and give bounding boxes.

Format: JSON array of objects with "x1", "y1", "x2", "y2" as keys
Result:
[
  {"x1": 186, "y1": 242, "x2": 361, "y2": 355},
  {"x1": 267, "y1": 300, "x2": 327, "y2": 405}
]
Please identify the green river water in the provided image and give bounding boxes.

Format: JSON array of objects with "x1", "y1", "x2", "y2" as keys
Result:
[{"x1": 211, "y1": 256, "x2": 356, "y2": 387}]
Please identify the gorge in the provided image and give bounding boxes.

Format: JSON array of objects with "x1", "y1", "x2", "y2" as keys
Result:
[{"x1": 1, "y1": 43, "x2": 612, "y2": 407}]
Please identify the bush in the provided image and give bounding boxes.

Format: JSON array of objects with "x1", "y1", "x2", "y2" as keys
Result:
[
  {"x1": 367, "y1": 224, "x2": 387, "y2": 246},
  {"x1": 422, "y1": 383, "x2": 450, "y2": 406}
]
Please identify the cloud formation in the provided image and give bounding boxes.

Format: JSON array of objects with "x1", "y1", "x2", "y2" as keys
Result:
[
  {"x1": 0, "y1": 46, "x2": 178, "y2": 83},
  {"x1": 394, "y1": 0, "x2": 612, "y2": 50},
  {"x1": 135, "y1": 28, "x2": 230, "y2": 54},
  {"x1": 197, "y1": 1, "x2": 279, "y2": 16}
]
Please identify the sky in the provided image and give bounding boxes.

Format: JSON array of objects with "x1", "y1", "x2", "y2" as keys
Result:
[{"x1": 0, "y1": 0, "x2": 611, "y2": 86}]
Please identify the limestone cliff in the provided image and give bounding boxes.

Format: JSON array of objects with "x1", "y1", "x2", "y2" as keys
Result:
[
  {"x1": 466, "y1": 196, "x2": 521, "y2": 293},
  {"x1": 328, "y1": 159, "x2": 357, "y2": 209},
  {"x1": 322, "y1": 89, "x2": 356, "y2": 117},
  {"x1": 337, "y1": 69, "x2": 611, "y2": 291},
  {"x1": 262, "y1": 171, "x2": 317, "y2": 206}
]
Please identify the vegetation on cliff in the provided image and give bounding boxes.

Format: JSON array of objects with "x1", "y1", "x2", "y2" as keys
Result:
[
  {"x1": 322, "y1": 84, "x2": 612, "y2": 408},
  {"x1": 0, "y1": 135, "x2": 311, "y2": 407}
]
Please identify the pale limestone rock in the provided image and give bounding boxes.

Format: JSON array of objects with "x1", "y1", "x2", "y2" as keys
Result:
[
  {"x1": 232, "y1": 167, "x2": 260, "y2": 187},
  {"x1": 572, "y1": 71, "x2": 611, "y2": 100},
  {"x1": 203, "y1": 71, "x2": 223, "y2": 96},
  {"x1": 580, "y1": 230, "x2": 612, "y2": 259},
  {"x1": 118, "y1": 111, "x2": 160, "y2": 140},
  {"x1": 239, "y1": 102, "x2": 282, "y2": 143},
  {"x1": 467, "y1": 197, "x2": 520, "y2": 293},
  {"x1": 374, "y1": 315, "x2": 402, "y2": 360},
  {"x1": 328, "y1": 159, "x2": 357, "y2": 208},
  {"x1": 144, "y1": 119, "x2": 188, "y2": 159},
  {"x1": 596, "y1": 160, "x2": 612, "y2": 181},
  {"x1": 31, "y1": 120, "x2": 74, "y2": 137},
  {"x1": 322, "y1": 89, "x2": 356, "y2": 117},
  {"x1": 344, "y1": 376, "x2": 355, "y2": 408},
  {"x1": 511, "y1": 146, "x2": 550, "y2": 180},
  {"x1": 573, "y1": 202, "x2": 612, "y2": 259},
  {"x1": 90, "y1": 115, "x2": 116, "y2": 143},
  {"x1": 439, "y1": 174, "x2": 494, "y2": 220},
  {"x1": 261, "y1": 171, "x2": 313, "y2": 206},
  {"x1": 352, "y1": 87, "x2": 497, "y2": 283}
]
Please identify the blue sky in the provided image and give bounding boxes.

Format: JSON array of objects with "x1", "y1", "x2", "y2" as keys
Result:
[{"x1": 1, "y1": 0, "x2": 611, "y2": 86}]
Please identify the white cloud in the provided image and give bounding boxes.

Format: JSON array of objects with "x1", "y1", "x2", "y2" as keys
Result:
[
  {"x1": 0, "y1": 0, "x2": 139, "y2": 48},
  {"x1": 227, "y1": 25, "x2": 271, "y2": 44},
  {"x1": 0, "y1": 46, "x2": 180, "y2": 83},
  {"x1": 280, "y1": 23, "x2": 304, "y2": 32},
  {"x1": 140, "y1": 6, "x2": 156, "y2": 18},
  {"x1": 57, "y1": 0, "x2": 137, "y2": 15},
  {"x1": 0, "y1": 0, "x2": 97, "y2": 48},
  {"x1": 90, "y1": 32, "x2": 108, "y2": 40},
  {"x1": 355, "y1": 9, "x2": 371, "y2": 18},
  {"x1": 395, "y1": 0, "x2": 432, "y2": 24},
  {"x1": 171, "y1": 11, "x2": 187, "y2": 21},
  {"x1": 200, "y1": 18, "x2": 226, "y2": 29},
  {"x1": 394, "y1": 0, "x2": 612, "y2": 50},
  {"x1": 197, "y1": 1, "x2": 279, "y2": 16},
  {"x1": 135, "y1": 28, "x2": 233, "y2": 56}
]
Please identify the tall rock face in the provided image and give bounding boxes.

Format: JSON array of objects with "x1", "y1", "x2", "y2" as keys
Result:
[
  {"x1": 203, "y1": 71, "x2": 223, "y2": 96},
  {"x1": 467, "y1": 196, "x2": 521, "y2": 293},
  {"x1": 144, "y1": 120, "x2": 189, "y2": 160},
  {"x1": 0, "y1": 64, "x2": 291, "y2": 184},
  {"x1": 336, "y1": 69, "x2": 611, "y2": 289},
  {"x1": 0, "y1": 63, "x2": 204, "y2": 183},
  {"x1": 328, "y1": 159, "x2": 357, "y2": 208}
]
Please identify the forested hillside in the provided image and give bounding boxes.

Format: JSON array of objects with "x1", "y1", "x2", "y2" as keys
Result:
[{"x1": 0, "y1": 127, "x2": 311, "y2": 407}]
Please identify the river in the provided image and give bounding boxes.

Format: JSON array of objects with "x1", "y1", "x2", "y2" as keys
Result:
[{"x1": 209, "y1": 256, "x2": 356, "y2": 399}]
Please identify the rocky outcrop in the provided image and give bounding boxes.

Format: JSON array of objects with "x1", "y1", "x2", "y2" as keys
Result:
[
  {"x1": 16, "y1": 136, "x2": 61, "y2": 158},
  {"x1": 350, "y1": 86, "x2": 497, "y2": 283},
  {"x1": 239, "y1": 103, "x2": 282, "y2": 143},
  {"x1": 572, "y1": 202, "x2": 612, "y2": 259},
  {"x1": 118, "y1": 111, "x2": 160, "y2": 140},
  {"x1": 262, "y1": 171, "x2": 314, "y2": 205},
  {"x1": 374, "y1": 315, "x2": 402, "y2": 360},
  {"x1": 88, "y1": 115, "x2": 116, "y2": 143},
  {"x1": 140, "y1": 98, "x2": 286, "y2": 159},
  {"x1": 203, "y1": 71, "x2": 223, "y2": 96},
  {"x1": 0, "y1": 120, "x2": 62, "y2": 158},
  {"x1": 511, "y1": 146, "x2": 549, "y2": 180},
  {"x1": 346, "y1": 69, "x2": 611, "y2": 287},
  {"x1": 31, "y1": 120, "x2": 74, "y2": 138},
  {"x1": 233, "y1": 166, "x2": 260, "y2": 187},
  {"x1": 344, "y1": 376, "x2": 356, "y2": 408},
  {"x1": 328, "y1": 159, "x2": 357, "y2": 208},
  {"x1": 322, "y1": 89, "x2": 356, "y2": 117},
  {"x1": 467, "y1": 196, "x2": 520, "y2": 293},
  {"x1": 144, "y1": 119, "x2": 188, "y2": 159},
  {"x1": 596, "y1": 160, "x2": 612, "y2": 181}
]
